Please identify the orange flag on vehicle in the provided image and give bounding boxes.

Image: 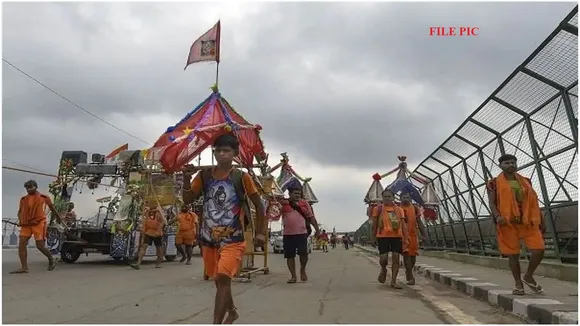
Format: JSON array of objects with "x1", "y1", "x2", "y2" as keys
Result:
[{"x1": 105, "y1": 143, "x2": 128, "y2": 160}]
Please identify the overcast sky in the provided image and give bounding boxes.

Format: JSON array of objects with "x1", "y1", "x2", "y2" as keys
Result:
[{"x1": 2, "y1": 2, "x2": 575, "y2": 232}]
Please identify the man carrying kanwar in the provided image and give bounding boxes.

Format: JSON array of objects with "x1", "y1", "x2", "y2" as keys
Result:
[
  {"x1": 487, "y1": 154, "x2": 546, "y2": 295},
  {"x1": 280, "y1": 183, "x2": 321, "y2": 284},
  {"x1": 330, "y1": 233, "x2": 337, "y2": 249},
  {"x1": 399, "y1": 191, "x2": 427, "y2": 285},
  {"x1": 182, "y1": 133, "x2": 266, "y2": 324},
  {"x1": 175, "y1": 205, "x2": 199, "y2": 265},
  {"x1": 370, "y1": 189, "x2": 409, "y2": 289},
  {"x1": 11, "y1": 180, "x2": 64, "y2": 274},
  {"x1": 131, "y1": 205, "x2": 167, "y2": 270}
]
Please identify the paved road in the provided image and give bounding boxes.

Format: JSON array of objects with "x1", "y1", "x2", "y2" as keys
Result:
[{"x1": 2, "y1": 247, "x2": 522, "y2": 324}]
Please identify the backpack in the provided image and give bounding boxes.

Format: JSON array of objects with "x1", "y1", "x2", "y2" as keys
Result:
[
  {"x1": 374, "y1": 204, "x2": 401, "y2": 234},
  {"x1": 199, "y1": 168, "x2": 253, "y2": 231}
]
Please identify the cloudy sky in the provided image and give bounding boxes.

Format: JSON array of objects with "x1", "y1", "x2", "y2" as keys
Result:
[{"x1": 2, "y1": 2, "x2": 575, "y2": 232}]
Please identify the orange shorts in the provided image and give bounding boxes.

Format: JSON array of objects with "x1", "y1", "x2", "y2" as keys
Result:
[
  {"x1": 405, "y1": 234, "x2": 419, "y2": 256},
  {"x1": 175, "y1": 231, "x2": 196, "y2": 246},
  {"x1": 497, "y1": 223, "x2": 545, "y2": 255},
  {"x1": 202, "y1": 242, "x2": 246, "y2": 279},
  {"x1": 20, "y1": 221, "x2": 47, "y2": 241}
]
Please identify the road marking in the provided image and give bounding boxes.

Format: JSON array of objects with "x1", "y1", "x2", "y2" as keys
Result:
[
  {"x1": 359, "y1": 250, "x2": 482, "y2": 324},
  {"x1": 417, "y1": 287, "x2": 482, "y2": 324}
]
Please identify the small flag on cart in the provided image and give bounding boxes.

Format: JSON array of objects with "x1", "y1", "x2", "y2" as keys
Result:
[
  {"x1": 184, "y1": 20, "x2": 221, "y2": 70},
  {"x1": 105, "y1": 143, "x2": 128, "y2": 161}
]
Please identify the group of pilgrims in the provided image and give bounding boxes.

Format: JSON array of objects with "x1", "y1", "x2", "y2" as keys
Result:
[
  {"x1": 11, "y1": 133, "x2": 549, "y2": 323},
  {"x1": 365, "y1": 154, "x2": 547, "y2": 295}
]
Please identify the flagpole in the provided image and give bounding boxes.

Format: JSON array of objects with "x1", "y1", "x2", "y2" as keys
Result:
[
  {"x1": 213, "y1": 18, "x2": 220, "y2": 164},
  {"x1": 215, "y1": 62, "x2": 220, "y2": 89}
]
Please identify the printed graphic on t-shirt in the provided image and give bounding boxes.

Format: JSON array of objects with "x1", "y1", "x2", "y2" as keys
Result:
[{"x1": 199, "y1": 178, "x2": 244, "y2": 247}]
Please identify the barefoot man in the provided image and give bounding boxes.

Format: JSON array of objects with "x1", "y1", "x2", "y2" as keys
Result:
[
  {"x1": 370, "y1": 189, "x2": 409, "y2": 289},
  {"x1": 281, "y1": 184, "x2": 320, "y2": 284},
  {"x1": 182, "y1": 133, "x2": 266, "y2": 324},
  {"x1": 487, "y1": 154, "x2": 546, "y2": 295},
  {"x1": 131, "y1": 206, "x2": 166, "y2": 269},
  {"x1": 11, "y1": 180, "x2": 63, "y2": 274},
  {"x1": 175, "y1": 205, "x2": 198, "y2": 265},
  {"x1": 400, "y1": 192, "x2": 427, "y2": 285}
]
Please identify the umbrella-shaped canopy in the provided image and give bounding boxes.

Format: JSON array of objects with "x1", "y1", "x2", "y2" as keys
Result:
[
  {"x1": 302, "y1": 181, "x2": 318, "y2": 204},
  {"x1": 274, "y1": 153, "x2": 319, "y2": 205},
  {"x1": 364, "y1": 177, "x2": 384, "y2": 203},
  {"x1": 365, "y1": 156, "x2": 440, "y2": 206},
  {"x1": 386, "y1": 161, "x2": 424, "y2": 205},
  {"x1": 149, "y1": 87, "x2": 266, "y2": 173},
  {"x1": 421, "y1": 182, "x2": 440, "y2": 206},
  {"x1": 277, "y1": 165, "x2": 301, "y2": 193}
]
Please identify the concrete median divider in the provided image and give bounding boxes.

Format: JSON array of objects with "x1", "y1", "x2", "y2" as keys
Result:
[
  {"x1": 354, "y1": 244, "x2": 578, "y2": 324},
  {"x1": 420, "y1": 250, "x2": 578, "y2": 283}
]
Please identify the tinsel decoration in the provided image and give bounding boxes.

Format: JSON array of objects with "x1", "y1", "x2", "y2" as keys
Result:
[
  {"x1": 48, "y1": 159, "x2": 75, "y2": 197},
  {"x1": 126, "y1": 180, "x2": 144, "y2": 198}
]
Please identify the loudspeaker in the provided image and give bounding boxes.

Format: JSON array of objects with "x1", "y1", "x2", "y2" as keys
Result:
[
  {"x1": 75, "y1": 163, "x2": 118, "y2": 176},
  {"x1": 61, "y1": 151, "x2": 88, "y2": 166},
  {"x1": 118, "y1": 150, "x2": 144, "y2": 166},
  {"x1": 91, "y1": 153, "x2": 105, "y2": 164}
]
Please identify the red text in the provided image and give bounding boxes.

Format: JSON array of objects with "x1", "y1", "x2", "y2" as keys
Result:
[{"x1": 429, "y1": 27, "x2": 479, "y2": 36}]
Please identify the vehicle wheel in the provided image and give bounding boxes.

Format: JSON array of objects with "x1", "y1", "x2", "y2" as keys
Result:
[
  {"x1": 165, "y1": 255, "x2": 176, "y2": 262},
  {"x1": 61, "y1": 249, "x2": 81, "y2": 264}
]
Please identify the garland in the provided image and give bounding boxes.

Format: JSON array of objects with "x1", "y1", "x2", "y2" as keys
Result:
[
  {"x1": 48, "y1": 159, "x2": 74, "y2": 197},
  {"x1": 126, "y1": 180, "x2": 145, "y2": 198}
]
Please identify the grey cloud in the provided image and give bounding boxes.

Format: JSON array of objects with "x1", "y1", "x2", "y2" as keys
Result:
[{"x1": 2, "y1": 2, "x2": 574, "y2": 228}]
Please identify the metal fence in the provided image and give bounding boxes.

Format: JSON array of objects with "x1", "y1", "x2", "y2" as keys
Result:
[{"x1": 410, "y1": 7, "x2": 578, "y2": 263}]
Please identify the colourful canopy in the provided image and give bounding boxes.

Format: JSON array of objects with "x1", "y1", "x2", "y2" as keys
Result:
[
  {"x1": 364, "y1": 156, "x2": 440, "y2": 221},
  {"x1": 365, "y1": 156, "x2": 440, "y2": 206},
  {"x1": 149, "y1": 88, "x2": 266, "y2": 173},
  {"x1": 276, "y1": 158, "x2": 318, "y2": 204}
]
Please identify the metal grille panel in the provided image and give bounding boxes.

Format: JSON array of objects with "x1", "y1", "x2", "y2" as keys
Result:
[{"x1": 356, "y1": 7, "x2": 578, "y2": 262}]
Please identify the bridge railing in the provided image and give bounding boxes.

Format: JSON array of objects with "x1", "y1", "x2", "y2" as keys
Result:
[
  {"x1": 411, "y1": 7, "x2": 578, "y2": 263},
  {"x1": 2, "y1": 219, "x2": 39, "y2": 248}
]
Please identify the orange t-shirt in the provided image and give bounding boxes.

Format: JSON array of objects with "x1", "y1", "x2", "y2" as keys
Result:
[
  {"x1": 372, "y1": 204, "x2": 405, "y2": 238},
  {"x1": 400, "y1": 204, "x2": 417, "y2": 235},
  {"x1": 19, "y1": 193, "x2": 52, "y2": 226},
  {"x1": 190, "y1": 168, "x2": 258, "y2": 197},
  {"x1": 143, "y1": 212, "x2": 165, "y2": 237},
  {"x1": 178, "y1": 212, "x2": 198, "y2": 233},
  {"x1": 190, "y1": 168, "x2": 258, "y2": 246}
]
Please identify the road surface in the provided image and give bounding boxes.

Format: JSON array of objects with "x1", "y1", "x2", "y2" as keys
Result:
[{"x1": 2, "y1": 247, "x2": 522, "y2": 324}]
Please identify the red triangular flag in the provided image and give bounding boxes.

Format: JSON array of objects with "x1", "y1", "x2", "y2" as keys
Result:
[{"x1": 184, "y1": 21, "x2": 221, "y2": 70}]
